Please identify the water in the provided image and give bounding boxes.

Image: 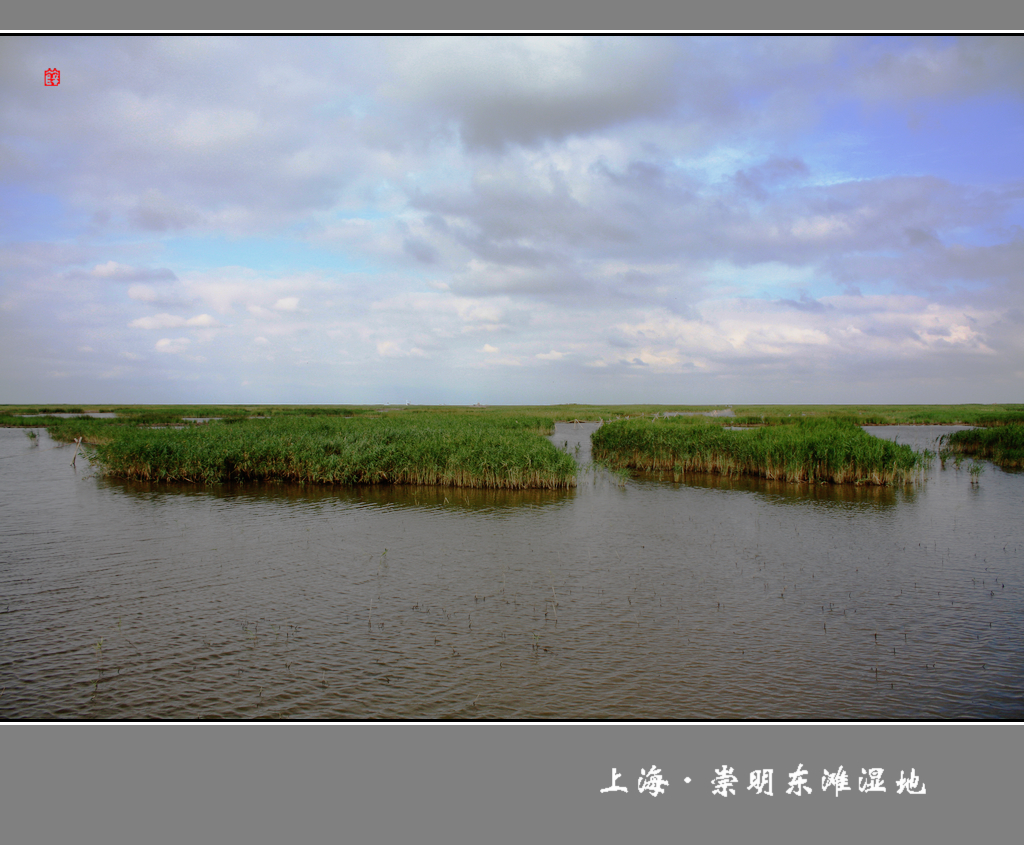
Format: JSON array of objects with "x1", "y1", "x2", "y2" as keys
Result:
[{"x1": 1, "y1": 423, "x2": 1021, "y2": 719}]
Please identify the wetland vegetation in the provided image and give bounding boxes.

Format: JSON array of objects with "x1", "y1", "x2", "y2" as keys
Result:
[
  {"x1": 592, "y1": 416, "x2": 928, "y2": 485},
  {"x1": 100, "y1": 414, "x2": 577, "y2": 488},
  {"x1": 2, "y1": 403, "x2": 1021, "y2": 489},
  {"x1": 49, "y1": 413, "x2": 576, "y2": 489},
  {"x1": 939, "y1": 424, "x2": 1024, "y2": 468},
  {"x1": 721, "y1": 403, "x2": 1024, "y2": 427}
]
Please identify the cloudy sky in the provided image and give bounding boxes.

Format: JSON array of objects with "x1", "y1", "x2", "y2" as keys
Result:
[{"x1": 2, "y1": 35, "x2": 1022, "y2": 405}]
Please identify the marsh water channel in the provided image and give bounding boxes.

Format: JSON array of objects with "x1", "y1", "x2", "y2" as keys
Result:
[{"x1": 1, "y1": 422, "x2": 1021, "y2": 719}]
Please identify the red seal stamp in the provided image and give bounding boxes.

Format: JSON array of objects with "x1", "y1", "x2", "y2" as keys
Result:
[{"x1": 44, "y1": 68, "x2": 60, "y2": 86}]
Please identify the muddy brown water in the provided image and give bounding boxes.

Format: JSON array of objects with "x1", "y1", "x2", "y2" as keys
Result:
[{"x1": 1, "y1": 423, "x2": 1021, "y2": 719}]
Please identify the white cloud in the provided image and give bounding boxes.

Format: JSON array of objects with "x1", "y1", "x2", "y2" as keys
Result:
[
  {"x1": 132, "y1": 314, "x2": 186, "y2": 330},
  {"x1": 92, "y1": 261, "x2": 135, "y2": 278},
  {"x1": 91, "y1": 261, "x2": 178, "y2": 282},
  {"x1": 155, "y1": 337, "x2": 191, "y2": 354},
  {"x1": 376, "y1": 340, "x2": 426, "y2": 358},
  {"x1": 129, "y1": 313, "x2": 220, "y2": 330}
]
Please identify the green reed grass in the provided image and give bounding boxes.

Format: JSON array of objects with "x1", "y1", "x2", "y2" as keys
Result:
[
  {"x1": 0, "y1": 414, "x2": 118, "y2": 444},
  {"x1": 726, "y1": 404, "x2": 1024, "y2": 427},
  {"x1": 0, "y1": 409, "x2": 249, "y2": 444},
  {"x1": 939, "y1": 425, "x2": 1024, "y2": 468},
  {"x1": 91, "y1": 414, "x2": 577, "y2": 489},
  {"x1": 591, "y1": 417, "x2": 927, "y2": 485},
  {"x1": 6, "y1": 402, "x2": 1019, "y2": 483}
]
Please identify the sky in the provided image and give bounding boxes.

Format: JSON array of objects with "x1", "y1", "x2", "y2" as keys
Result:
[{"x1": 1, "y1": 34, "x2": 1023, "y2": 406}]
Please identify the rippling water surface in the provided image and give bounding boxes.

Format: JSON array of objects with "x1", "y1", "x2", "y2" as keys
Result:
[{"x1": 1, "y1": 423, "x2": 1021, "y2": 719}]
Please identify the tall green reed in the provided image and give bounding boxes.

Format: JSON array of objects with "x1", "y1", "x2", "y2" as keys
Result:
[
  {"x1": 91, "y1": 414, "x2": 578, "y2": 489},
  {"x1": 592, "y1": 417, "x2": 926, "y2": 485}
]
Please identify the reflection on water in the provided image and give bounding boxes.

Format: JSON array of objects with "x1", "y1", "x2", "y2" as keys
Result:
[
  {"x1": 1, "y1": 423, "x2": 1021, "y2": 720},
  {"x1": 100, "y1": 477, "x2": 576, "y2": 514},
  {"x1": 636, "y1": 469, "x2": 907, "y2": 507}
]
